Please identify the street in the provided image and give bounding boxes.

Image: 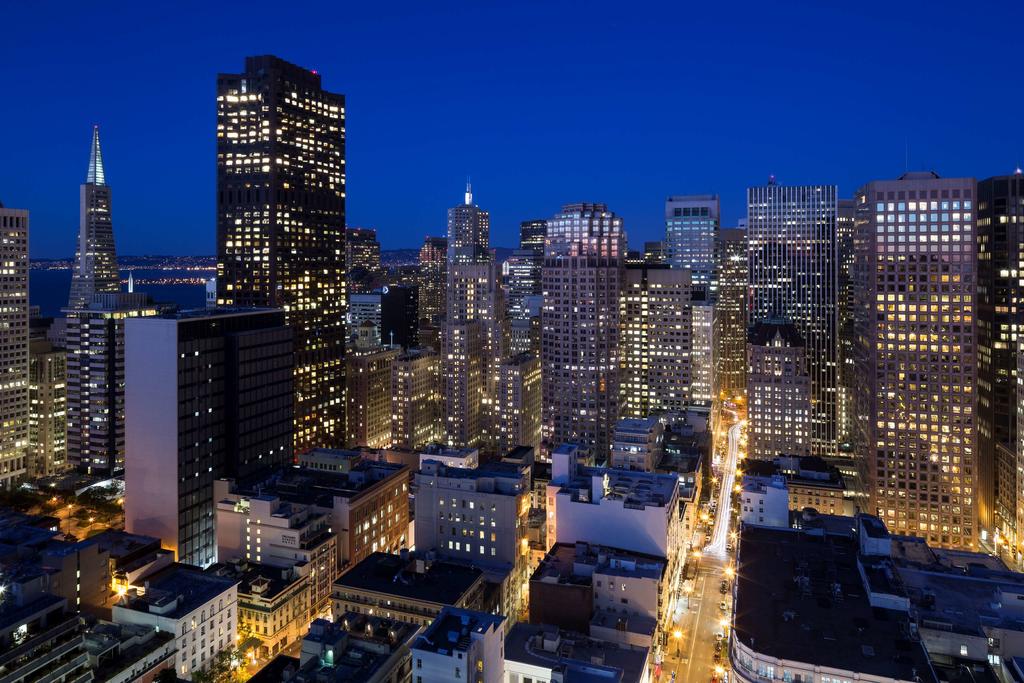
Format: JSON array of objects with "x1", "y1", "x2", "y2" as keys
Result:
[
  {"x1": 706, "y1": 421, "x2": 743, "y2": 558},
  {"x1": 661, "y1": 415, "x2": 744, "y2": 683}
]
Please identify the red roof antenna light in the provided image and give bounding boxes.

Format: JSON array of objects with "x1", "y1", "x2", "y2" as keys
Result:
[{"x1": 311, "y1": 69, "x2": 319, "y2": 75}]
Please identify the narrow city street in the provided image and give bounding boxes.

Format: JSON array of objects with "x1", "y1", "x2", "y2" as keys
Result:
[
  {"x1": 706, "y1": 421, "x2": 742, "y2": 558},
  {"x1": 661, "y1": 416, "x2": 743, "y2": 682}
]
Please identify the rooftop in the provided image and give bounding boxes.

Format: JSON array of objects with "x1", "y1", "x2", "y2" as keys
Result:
[
  {"x1": 613, "y1": 417, "x2": 662, "y2": 436},
  {"x1": 84, "y1": 621, "x2": 176, "y2": 682},
  {"x1": 742, "y1": 456, "x2": 845, "y2": 490},
  {"x1": 504, "y1": 623, "x2": 649, "y2": 683},
  {"x1": 116, "y1": 563, "x2": 237, "y2": 620},
  {"x1": 89, "y1": 529, "x2": 161, "y2": 560},
  {"x1": 416, "y1": 460, "x2": 528, "y2": 495},
  {"x1": 236, "y1": 461, "x2": 408, "y2": 507},
  {"x1": 286, "y1": 614, "x2": 419, "y2": 682},
  {"x1": 889, "y1": 535, "x2": 1024, "y2": 637},
  {"x1": 413, "y1": 607, "x2": 504, "y2": 655},
  {"x1": 734, "y1": 525, "x2": 936, "y2": 683},
  {"x1": 562, "y1": 467, "x2": 678, "y2": 509},
  {"x1": 531, "y1": 542, "x2": 665, "y2": 588},
  {"x1": 334, "y1": 553, "x2": 482, "y2": 606},
  {"x1": 207, "y1": 561, "x2": 301, "y2": 603},
  {"x1": 748, "y1": 320, "x2": 804, "y2": 347}
]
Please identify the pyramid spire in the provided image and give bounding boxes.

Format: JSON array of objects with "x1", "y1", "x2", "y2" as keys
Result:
[
  {"x1": 86, "y1": 125, "x2": 106, "y2": 186},
  {"x1": 464, "y1": 177, "x2": 472, "y2": 205}
]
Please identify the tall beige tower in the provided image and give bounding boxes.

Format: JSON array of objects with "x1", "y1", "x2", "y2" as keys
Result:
[
  {"x1": 855, "y1": 172, "x2": 978, "y2": 549},
  {"x1": 0, "y1": 204, "x2": 28, "y2": 489}
]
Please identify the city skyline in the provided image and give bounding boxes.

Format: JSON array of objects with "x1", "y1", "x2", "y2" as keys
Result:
[
  {"x1": 3, "y1": 2, "x2": 1023, "y2": 256},
  {"x1": 5, "y1": 7, "x2": 1024, "y2": 683}
]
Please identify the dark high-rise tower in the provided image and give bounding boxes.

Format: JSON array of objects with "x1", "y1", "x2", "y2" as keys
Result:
[
  {"x1": 216, "y1": 55, "x2": 347, "y2": 453},
  {"x1": 714, "y1": 227, "x2": 747, "y2": 399},
  {"x1": 68, "y1": 126, "x2": 119, "y2": 310},
  {"x1": 125, "y1": 309, "x2": 294, "y2": 566},
  {"x1": 977, "y1": 171, "x2": 1024, "y2": 549},
  {"x1": 519, "y1": 219, "x2": 547, "y2": 254},
  {"x1": 747, "y1": 182, "x2": 838, "y2": 458},
  {"x1": 418, "y1": 236, "x2": 447, "y2": 326}
]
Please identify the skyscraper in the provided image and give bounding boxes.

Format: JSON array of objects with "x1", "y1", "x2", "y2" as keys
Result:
[
  {"x1": 519, "y1": 219, "x2": 547, "y2": 254},
  {"x1": 665, "y1": 194, "x2": 719, "y2": 295},
  {"x1": 747, "y1": 181, "x2": 838, "y2": 457},
  {"x1": 620, "y1": 264, "x2": 692, "y2": 418},
  {"x1": 747, "y1": 321, "x2": 812, "y2": 460},
  {"x1": 691, "y1": 298, "x2": 715, "y2": 406},
  {"x1": 125, "y1": 309, "x2": 294, "y2": 566},
  {"x1": 418, "y1": 236, "x2": 447, "y2": 327},
  {"x1": 713, "y1": 227, "x2": 747, "y2": 399},
  {"x1": 496, "y1": 352, "x2": 542, "y2": 456},
  {"x1": 345, "y1": 227, "x2": 382, "y2": 275},
  {"x1": 391, "y1": 347, "x2": 442, "y2": 450},
  {"x1": 28, "y1": 339, "x2": 67, "y2": 479},
  {"x1": 1016, "y1": 337, "x2": 1024, "y2": 562},
  {"x1": 65, "y1": 293, "x2": 159, "y2": 476},
  {"x1": 444, "y1": 186, "x2": 505, "y2": 450},
  {"x1": 854, "y1": 172, "x2": 977, "y2": 549},
  {"x1": 837, "y1": 199, "x2": 857, "y2": 444},
  {"x1": 542, "y1": 203, "x2": 625, "y2": 460},
  {"x1": 345, "y1": 331, "x2": 400, "y2": 449},
  {"x1": 447, "y1": 181, "x2": 490, "y2": 263},
  {"x1": 977, "y1": 172, "x2": 1024, "y2": 548},
  {"x1": 504, "y1": 249, "x2": 542, "y2": 321},
  {"x1": 67, "y1": 126, "x2": 119, "y2": 311},
  {"x1": 0, "y1": 204, "x2": 28, "y2": 489},
  {"x1": 442, "y1": 320, "x2": 484, "y2": 448},
  {"x1": 216, "y1": 55, "x2": 346, "y2": 454}
]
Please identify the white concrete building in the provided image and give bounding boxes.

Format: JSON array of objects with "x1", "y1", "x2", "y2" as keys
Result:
[
  {"x1": 411, "y1": 607, "x2": 505, "y2": 683},
  {"x1": 546, "y1": 445, "x2": 684, "y2": 625},
  {"x1": 112, "y1": 564, "x2": 238, "y2": 680},
  {"x1": 739, "y1": 474, "x2": 790, "y2": 528}
]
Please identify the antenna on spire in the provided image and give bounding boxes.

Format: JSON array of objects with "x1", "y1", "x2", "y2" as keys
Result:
[
  {"x1": 87, "y1": 125, "x2": 106, "y2": 186},
  {"x1": 465, "y1": 177, "x2": 473, "y2": 205}
]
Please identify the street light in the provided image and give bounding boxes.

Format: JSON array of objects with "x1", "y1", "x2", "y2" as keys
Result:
[{"x1": 672, "y1": 629, "x2": 682, "y2": 656}]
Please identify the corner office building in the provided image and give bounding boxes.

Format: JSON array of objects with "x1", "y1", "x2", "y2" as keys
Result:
[
  {"x1": 125, "y1": 309, "x2": 293, "y2": 567},
  {"x1": 216, "y1": 55, "x2": 347, "y2": 454}
]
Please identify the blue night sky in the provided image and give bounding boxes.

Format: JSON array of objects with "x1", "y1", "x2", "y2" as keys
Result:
[{"x1": 1, "y1": 1, "x2": 1022, "y2": 257}]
